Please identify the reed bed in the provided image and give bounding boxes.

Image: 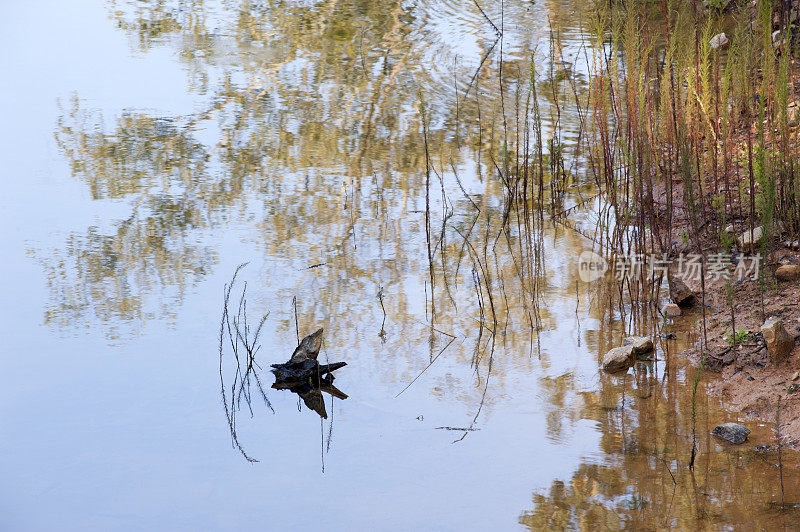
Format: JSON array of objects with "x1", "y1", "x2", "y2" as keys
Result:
[{"x1": 420, "y1": 0, "x2": 798, "y2": 453}]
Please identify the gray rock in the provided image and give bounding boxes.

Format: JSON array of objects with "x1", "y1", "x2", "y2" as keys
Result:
[
  {"x1": 738, "y1": 226, "x2": 764, "y2": 251},
  {"x1": 775, "y1": 264, "x2": 800, "y2": 281},
  {"x1": 668, "y1": 275, "x2": 696, "y2": 307},
  {"x1": 663, "y1": 303, "x2": 682, "y2": 317},
  {"x1": 761, "y1": 317, "x2": 795, "y2": 364},
  {"x1": 625, "y1": 336, "x2": 654, "y2": 355},
  {"x1": 709, "y1": 33, "x2": 729, "y2": 50},
  {"x1": 721, "y1": 350, "x2": 737, "y2": 365},
  {"x1": 602, "y1": 345, "x2": 636, "y2": 373},
  {"x1": 711, "y1": 422, "x2": 750, "y2": 444},
  {"x1": 788, "y1": 103, "x2": 799, "y2": 128}
]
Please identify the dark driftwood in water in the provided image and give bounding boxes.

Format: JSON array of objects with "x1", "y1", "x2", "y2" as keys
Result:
[
  {"x1": 272, "y1": 379, "x2": 348, "y2": 399},
  {"x1": 271, "y1": 378, "x2": 349, "y2": 418},
  {"x1": 291, "y1": 328, "x2": 324, "y2": 362},
  {"x1": 271, "y1": 328, "x2": 347, "y2": 385},
  {"x1": 270, "y1": 359, "x2": 347, "y2": 384},
  {"x1": 269, "y1": 328, "x2": 348, "y2": 418}
]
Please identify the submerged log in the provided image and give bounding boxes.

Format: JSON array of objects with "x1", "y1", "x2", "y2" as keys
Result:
[
  {"x1": 271, "y1": 328, "x2": 347, "y2": 384},
  {"x1": 290, "y1": 328, "x2": 324, "y2": 362},
  {"x1": 270, "y1": 359, "x2": 347, "y2": 383},
  {"x1": 272, "y1": 378, "x2": 348, "y2": 399},
  {"x1": 271, "y1": 378, "x2": 348, "y2": 419},
  {"x1": 270, "y1": 328, "x2": 348, "y2": 418}
]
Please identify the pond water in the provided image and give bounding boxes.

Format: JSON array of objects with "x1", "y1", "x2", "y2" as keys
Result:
[{"x1": 2, "y1": 0, "x2": 799, "y2": 529}]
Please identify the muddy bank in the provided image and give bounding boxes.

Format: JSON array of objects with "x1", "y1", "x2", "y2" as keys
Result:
[{"x1": 675, "y1": 264, "x2": 800, "y2": 443}]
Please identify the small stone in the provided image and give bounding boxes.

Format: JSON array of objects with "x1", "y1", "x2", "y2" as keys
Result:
[
  {"x1": 668, "y1": 275, "x2": 696, "y2": 307},
  {"x1": 724, "y1": 223, "x2": 736, "y2": 234},
  {"x1": 711, "y1": 422, "x2": 750, "y2": 444},
  {"x1": 788, "y1": 103, "x2": 799, "y2": 128},
  {"x1": 772, "y1": 30, "x2": 787, "y2": 49},
  {"x1": 663, "y1": 303, "x2": 682, "y2": 317},
  {"x1": 602, "y1": 345, "x2": 636, "y2": 373},
  {"x1": 783, "y1": 240, "x2": 800, "y2": 250},
  {"x1": 625, "y1": 336, "x2": 654, "y2": 355},
  {"x1": 761, "y1": 317, "x2": 795, "y2": 364},
  {"x1": 791, "y1": 371, "x2": 799, "y2": 381},
  {"x1": 722, "y1": 351, "x2": 736, "y2": 365},
  {"x1": 775, "y1": 264, "x2": 800, "y2": 281},
  {"x1": 709, "y1": 33, "x2": 729, "y2": 50},
  {"x1": 738, "y1": 226, "x2": 765, "y2": 252}
]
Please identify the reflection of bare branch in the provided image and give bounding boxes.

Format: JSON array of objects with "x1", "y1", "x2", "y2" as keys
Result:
[
  {"x1": 471, "y1": 0, "x2": 501, "y2": 35},
  {"x1": 450, "y1": 160, "x2": 481, "y2": 211},
  {"x1": 395, "y1": 335, "x2": 456, "y2": 397},
  {"x1": 462, "y1": 37, "x2": 500, "y2": 100},
  {"x1": 219, "y1": 263, "x2": 271, "y2": 462}
]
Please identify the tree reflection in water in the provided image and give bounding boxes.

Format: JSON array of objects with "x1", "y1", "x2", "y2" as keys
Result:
[
  {"x1": 34, "y1": 0, "x2": 800, "y2": 526},
  {"x1": 520, "y1": 354, "x2": 800, "y2": 529}
]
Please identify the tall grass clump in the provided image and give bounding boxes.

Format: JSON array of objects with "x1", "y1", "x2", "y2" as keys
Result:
[{"x1": 584, "y1": 0, "x2": 799, "y2": 303}]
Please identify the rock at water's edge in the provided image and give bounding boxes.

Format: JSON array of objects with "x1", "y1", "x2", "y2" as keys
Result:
[
  {"x1": 663, "y1": 303, "x2": 682, "y2": 317},
  {"x1": 602, "y1": 345, "x2": 636, "y2": 373},
  {"x1": 625, "y1": 336, "x2": 654, "y2": 355},
  {"x1": 711, "y1": 422, "x2": 750, "y2": 444},
  {"x1": 668, "y1": 275, "x2": 696, "y2": 307}
]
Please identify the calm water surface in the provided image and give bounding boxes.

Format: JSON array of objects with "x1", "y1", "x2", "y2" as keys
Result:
[{"x1": 1, "y1": 0, "x2": 799, "y2": 529}]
